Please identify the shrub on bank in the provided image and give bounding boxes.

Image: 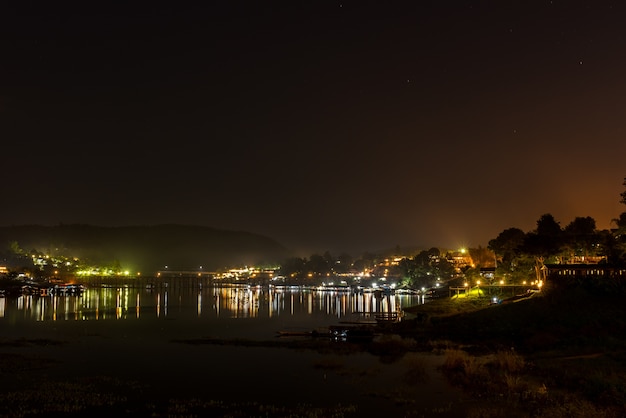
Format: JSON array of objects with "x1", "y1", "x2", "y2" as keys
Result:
[{"x1": 411, "y1": 273, "x2": 626, "y2": 418}]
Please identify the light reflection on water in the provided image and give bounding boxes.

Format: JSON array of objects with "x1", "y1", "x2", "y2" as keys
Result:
[
  {"x1": 0, "y1": 279, "x2": 470, "y2": 416},
  {"x1": 0, "y1": 280, "x2": 425, "y2": 326}
]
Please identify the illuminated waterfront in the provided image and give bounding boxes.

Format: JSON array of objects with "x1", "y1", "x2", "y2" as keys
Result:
[{"x1": 0, "y1": 279, "x2": 424, "y2": 333}]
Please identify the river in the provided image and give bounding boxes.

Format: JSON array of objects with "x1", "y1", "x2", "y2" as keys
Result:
[{"x1": 0, "y1": 277, "x2": 472, "y2": 417}]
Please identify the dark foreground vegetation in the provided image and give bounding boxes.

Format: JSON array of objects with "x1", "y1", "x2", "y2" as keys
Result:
[{"x1": 397, "y1": 276, "x2": 626, "y2": 418}]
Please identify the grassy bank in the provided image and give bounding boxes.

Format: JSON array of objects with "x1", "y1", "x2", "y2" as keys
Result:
[{"x1": 396, "y1": 279, "x2": 626, "y2": 417}]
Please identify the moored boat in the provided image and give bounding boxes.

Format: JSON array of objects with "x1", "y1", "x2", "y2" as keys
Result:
[{"x1": 328, "y1": 325, "x2": 376, "y2": 342}]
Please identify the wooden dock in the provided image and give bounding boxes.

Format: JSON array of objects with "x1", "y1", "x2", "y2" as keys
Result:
[
  {"x1": 340, "y1": 311, "x2": 401, "y2": 325},
  {"x1": 374, "y1": 312, "x2": 400, "y2": 323}
]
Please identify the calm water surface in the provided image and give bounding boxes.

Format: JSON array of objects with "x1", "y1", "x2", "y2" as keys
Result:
[
  {"x1": 0, "y1": 278, "x2": 471, "y2": 416},
  {"x1": 4, "y1": 283, "x2": 416, "y2": 322}
]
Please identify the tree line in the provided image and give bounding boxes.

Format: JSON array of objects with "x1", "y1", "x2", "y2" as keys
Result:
[
  {"x1": 278, "y1": 177, "x2": 626, "y2": 289},
  {"x1": 488, "y1": 177, "x2": 626, "y2": 284}
]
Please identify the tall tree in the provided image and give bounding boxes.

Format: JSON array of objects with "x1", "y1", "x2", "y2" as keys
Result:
[
  {"x1": 611, "y1": 177, "x2": 626, "y2": 266},
  {"x1": 431, "y1": 257, "x2": 455, "y2": 282},
  {"x1": 614, "y1": 177, "x2": 626, "y2": 234},
  {"x1": 563, "y1": 216, "x2": 598, "y2": 261},
  {"x1": 488, "y1": 227, "x2": 525, "y2": 268},
  {"x1": 523, "y1": 214, "x2": 563, "y2": 283},
  {"x1": 523, "y1": 214, "x2": 563, "y2": 259}
]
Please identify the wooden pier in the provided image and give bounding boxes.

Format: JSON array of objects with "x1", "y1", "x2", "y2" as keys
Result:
[{"x1": 340, "y1": 311, "x2": 401, "y2": 325}]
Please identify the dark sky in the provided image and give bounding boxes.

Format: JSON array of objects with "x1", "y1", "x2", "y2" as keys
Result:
[{"x1": 2, "y1": 1, "x2": 625, "y2": 256}]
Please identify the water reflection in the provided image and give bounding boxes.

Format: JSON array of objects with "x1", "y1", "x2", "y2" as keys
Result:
[
  {"x1": 0, "y1": 281, "x2": 425, "y2": 324},
  {"x1": 0, "y1": 281, "x2": 467, "y2": 416}
]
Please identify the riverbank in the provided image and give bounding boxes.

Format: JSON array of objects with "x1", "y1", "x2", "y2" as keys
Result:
[{"x1": 394, "y1": 281, "x2": 626, "y2": 417}]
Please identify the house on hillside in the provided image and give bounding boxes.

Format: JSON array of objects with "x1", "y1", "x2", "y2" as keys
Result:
[{"x1": 479, "y1": 266, "x2": 496, "y2": 281}]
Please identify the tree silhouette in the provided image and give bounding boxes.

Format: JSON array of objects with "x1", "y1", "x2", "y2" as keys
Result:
[
  {"x1": 523, "y1": 214, "x2": 563, "y2": 259},
  {"x1": 563, "y1": 216, "x2": 598, "y2": 261},
  {"x1": 488, "y1": 227, "x2": 525, "y2": 269}
]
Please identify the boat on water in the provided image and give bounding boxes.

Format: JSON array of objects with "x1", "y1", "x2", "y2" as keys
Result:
[
  {"x1": 329, "y1": 325, "x2": 376, "y2": 342},
  {"x1": 46, "y1": 283, "x2": 85, "y2": 296}
]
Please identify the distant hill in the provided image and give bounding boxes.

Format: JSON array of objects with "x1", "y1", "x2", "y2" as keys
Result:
[{"x1": 0, "y1": 224, "x2": 291, "y2": 273}]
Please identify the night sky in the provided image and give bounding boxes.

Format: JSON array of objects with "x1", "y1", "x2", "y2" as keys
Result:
[{"x1": 2, "y1": 1, "x2": 625, "y2": 256}]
